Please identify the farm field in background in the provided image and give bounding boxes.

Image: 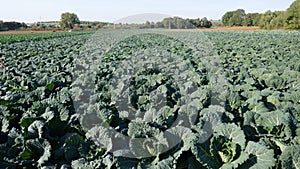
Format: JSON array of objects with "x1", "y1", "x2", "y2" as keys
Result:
[
  {"x1": 0, "y1": 30, "x2": 299, "y2": 168},
  {"x1": 0, "y1": 26, "x2": 261, "y2": 35},
  {"x1": 0, "y1": 30, "x2": 59, "y2": 35},
  {"x1": 0, "y1": 30, "x2": 95, "y2": 44}
]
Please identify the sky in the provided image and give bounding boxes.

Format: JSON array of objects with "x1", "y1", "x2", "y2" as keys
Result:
[{"x1": 0, "y1": 0, "x2": 295, "y2": 23}]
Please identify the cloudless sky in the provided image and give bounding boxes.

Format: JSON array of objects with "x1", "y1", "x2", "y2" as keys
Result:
[{"x1": 0, "y1": 0, "x2": 295, "y2": 23}]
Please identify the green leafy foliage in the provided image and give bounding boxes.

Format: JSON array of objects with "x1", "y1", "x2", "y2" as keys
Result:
[
  {"x1": 240, "y1": 141, "x2": 275, "y2": 169},
  {"x1": 192, "y1": 123, "x2": 248, "y2": 169},
  {"x1": 0, "y1": 30, "x2": 299, "y2": 168},
  {"x1": 0, "y1": 30, "x2": 95, "y2": 43},
  {"x1": 286, "y1": 0, "x2": 300, "y2": 29},
  {"x1": 280, "y1": 145, "x2": 300, "y2": 168}
]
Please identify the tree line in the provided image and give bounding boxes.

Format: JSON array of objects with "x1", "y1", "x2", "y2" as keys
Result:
[
  {"x1": 222, "y1": 0, "x2": 300, "y2": 29},
  {"x1": 135, "y1": 17, "x2": 212, "y2": 29},
  {"x1": 1, "y1": 0, "x2": 298, "y2": 31},
  {"x1": 59, "y1": 15, "x2": 213, "y2": 30},
  {"x1": 0, "y1": 21, "x2": 27, "y2": 31}
]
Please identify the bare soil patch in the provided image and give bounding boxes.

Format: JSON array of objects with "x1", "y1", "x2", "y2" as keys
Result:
[{"x1": 203, "y1": 26, "x2": 261, "y2": 31}]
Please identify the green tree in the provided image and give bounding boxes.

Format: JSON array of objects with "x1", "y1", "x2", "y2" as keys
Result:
[
  {"x1": 155, "y1": 21, "x2": 164, "y2": 28},
  {"x1": 259, "y1": 11, "x2": 285, "y2": 30},
  {"x1": 243, "y1": 13, "x2": 260, "y2": 26},
  {"x1": 59, "y1": 12, "x2": 80, "y2": 29},
  {"x1": 174, "y1": 17, "x2": 186, "y2": 29},
  {"x1": 222, "y1": 9, "x2": 246, "y2": 26},
  {"x1": 285, "y1": 0, "x2": 300, "y2": 29},
  {"x1": 145, "y1": 21, "x2": 151, "y2": 28},
  {"x1": 161, "y1": 17, "x2": 212, "y2": 29},
  {"x1": 162, "y1": 17, "x2": 173, "y2": 29},
  {"x1": 184, "y1": 19, "x2": 194, "y2": 29},
  {"x1": 259, "y1": 11, "x2": 276, "y2": 29},
  {"x1": 0, "y1": 20, "x2": 3, "y2": 31},
  {"x1": 187, "y1": 18, "x2": 212, "y2": 28},
  {"x1": 188, "y1": 18, "x2": 201, "y2": 28},
  {"x1": 222, "y1": 11, "x2": 234, "y2": 26},
  {"x1": 271, "y1": 11, "x2": 285, "y2": 29},
  {"x1": 201, "y1": 17, "x2": 212, "y2": 28},
  {"x1": 253, "y1": 14, "x2": 262, "y2": 26},
  {"x1": 231, "y1": 9, "x2": 246, "y2": 26},
  {"x1": 1, "y1": 22, "x2": 26, "y2": 30}
]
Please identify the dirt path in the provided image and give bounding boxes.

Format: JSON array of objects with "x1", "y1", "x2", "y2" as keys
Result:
[{"x1": 203, "y1": 26, "x2": 261, "y2": 31}]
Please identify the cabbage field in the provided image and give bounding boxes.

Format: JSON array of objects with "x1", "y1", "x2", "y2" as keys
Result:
[{"x1": 0, "y1": 30, "x2": 300, "y2": 169}]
